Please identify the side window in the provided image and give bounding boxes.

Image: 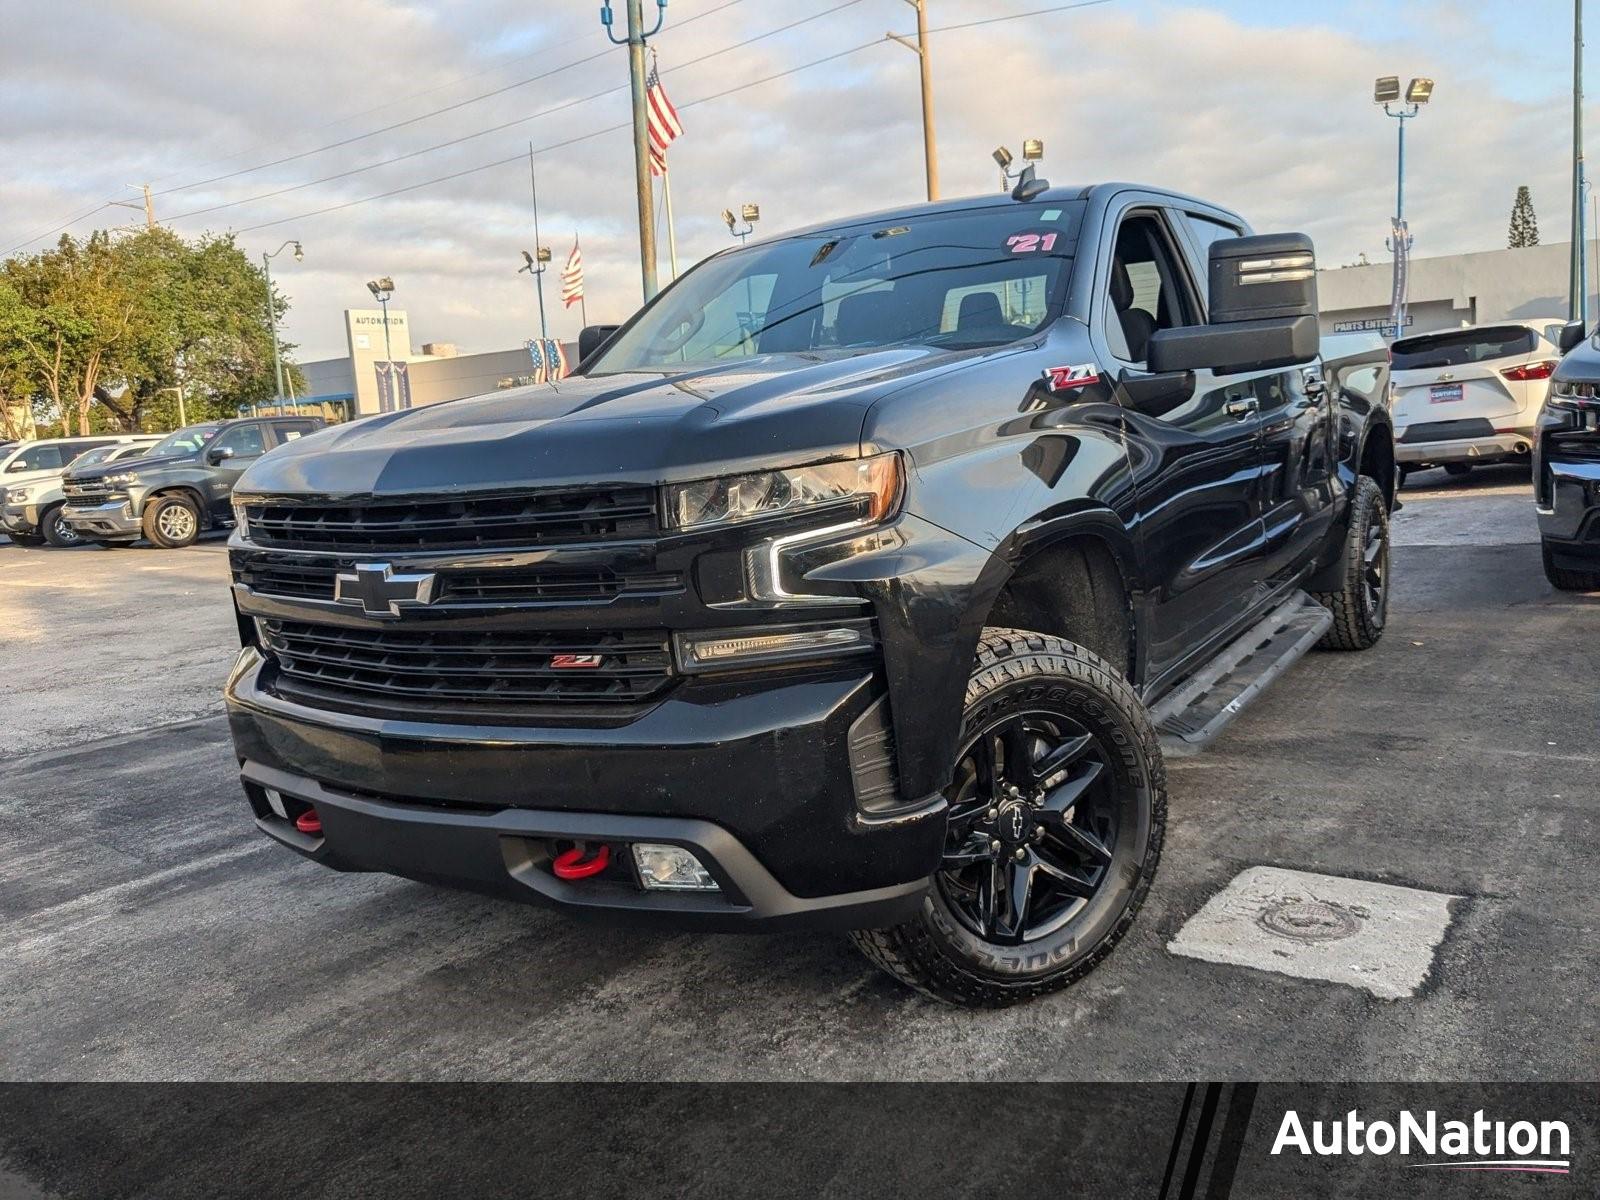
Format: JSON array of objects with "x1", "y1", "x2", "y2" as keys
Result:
[
  {"x1": 6, "y1": 444, "x2": 66, "y2": 472},
  {"x1": 211, "y1": 425, "x2": 267, "y2": 461},
  {"x1": 271, "y1": 422, "x2": 318, "y2": 445},
  {"x1": 1182, "y1": 212, "x2": 1245, "y2": 261},
  {"x1": 1103, "y1": 213, "x2": 1200, "y2": 366}
]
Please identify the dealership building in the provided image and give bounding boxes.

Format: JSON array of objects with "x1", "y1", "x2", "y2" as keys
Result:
[
  {"x1": 1316, "y1": 239, "x2": 1582, "y2": 338},
  {"x1": 294, "y1": 309, "x2": 574, "y2": 420}
]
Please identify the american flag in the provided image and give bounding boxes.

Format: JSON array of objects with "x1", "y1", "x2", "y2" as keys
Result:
[
  {"x1": 561, "y1": 239, "x2": 584, "y2": 308},
  {"x1": 645, "y1": 59, "x2": 683, "y2": 176},
  {"x1": 526, "y1": 338, "x2": 570, "y2": 384}
]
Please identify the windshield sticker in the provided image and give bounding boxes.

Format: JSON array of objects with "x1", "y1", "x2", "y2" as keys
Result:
[
  {"x1": 1007, "y1": 232, "x2": 1060, "y2": 254},
  {"x1": 1041, "y1": 209, "x2": 1063, "y2": 222}
]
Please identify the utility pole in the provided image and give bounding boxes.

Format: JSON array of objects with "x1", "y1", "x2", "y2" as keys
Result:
[
  {"x1": 110, "y1": 184, "x2": 157, "y2": 230},
  {"x1": 1573, "y1": 0, "x2": 1588, "y2": 325},
  {"x1": 603, "y1": 0, "x2": 667, "y2": 302},
  {"x1": 527, "y1": 144, "x2": 550, "y2": 344},
  {"x1": 886, "y1": 0, "x2": 940, "y2": 201}
]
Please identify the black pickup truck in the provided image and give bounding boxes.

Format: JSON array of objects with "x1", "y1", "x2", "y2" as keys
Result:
[
  {"x1": 1538, "y1": 326, "x2": 1600, "y2": 590},
  {"x1": 62, "y1": 415, "x2": 323, "y2": 548},
  {"x1": 224, "y1": 183, "x2": 1394, "y2": 1006}
]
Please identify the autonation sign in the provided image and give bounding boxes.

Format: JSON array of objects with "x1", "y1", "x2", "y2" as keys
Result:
[{"x1": 1272, "y1": 1108, "x2": 1572, "y2": 1175}]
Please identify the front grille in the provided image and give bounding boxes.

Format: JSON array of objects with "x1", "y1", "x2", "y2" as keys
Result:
[
  {"x1": 63, "y1": 481, "x2": 114, "y2": 504},
  {"x1": 261, "y1": 619, "x2": 673, "y2": 707},
  {"x1": 243, "y1": 488, "x2": 659, "y2": 552},
  {"x1": 1399, "y1": 418, "x2": 1496, "y2": 444},
  {"x1": 232, "y1": 560, "x2": 681, "y2": 605}
]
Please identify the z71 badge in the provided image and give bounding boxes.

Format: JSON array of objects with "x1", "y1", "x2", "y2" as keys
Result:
[{"x1": 1042, "y1": 364, "x2": 1102, "y2": 392}]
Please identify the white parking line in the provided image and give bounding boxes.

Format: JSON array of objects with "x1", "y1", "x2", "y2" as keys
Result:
[{"x1": 1168, "y1": 866, "x2": 1459, "y2": 999}]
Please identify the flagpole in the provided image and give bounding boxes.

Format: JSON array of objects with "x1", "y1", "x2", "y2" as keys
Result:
[
  {"x1": 528, "y1": 142, "x2": 550, "y2": 345},
  {"x1": 577, "y1": 232, "x2": 588, "y2": 326},
  {"x1": 662, "y1": 160, "x2": 680, "y2": 281}
]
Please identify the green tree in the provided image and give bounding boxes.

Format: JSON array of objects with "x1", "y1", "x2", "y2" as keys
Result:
[{"x1": 1509, "y1": 185, "x2": 1540, "y2": 248}]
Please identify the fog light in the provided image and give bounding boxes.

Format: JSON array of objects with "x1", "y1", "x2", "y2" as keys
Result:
[
  {"x1": 632, "y1": 844, "x2": 719, "y2": 891},
  {"x1": 674, "y1": 623, "x2": 872, "y2": 672}
]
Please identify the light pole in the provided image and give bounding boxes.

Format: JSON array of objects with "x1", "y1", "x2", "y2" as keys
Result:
[
  {"x1": 885, "y1": 0, "x2": 940, "y2": 201},
  {"x1": 722, "y1": 203, "x2": 760, "y2": 245},
  {"x1": 519, "y1": 248, "x2": 553, "y2": 343},
  {"x1": 261, "y1": 239, "x2": 303, "y2": 404},
  {"x1": 366, "y1": 276, "x2": 397, "y2": 411},
  {"x1": 1572, "y1": 0, "x2": 1587, "y2": 325},
  {"x1": 1375, "y1": 75, "x2": 1434, "y2": 339},
  {"x1": 601, "y1": 0, "x2": 669, "y2": 302}
]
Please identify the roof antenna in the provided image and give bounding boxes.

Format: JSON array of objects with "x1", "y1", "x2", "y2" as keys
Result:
[{"x1": 1011, "y1": 163, "x2": 1049, "y2": 202}]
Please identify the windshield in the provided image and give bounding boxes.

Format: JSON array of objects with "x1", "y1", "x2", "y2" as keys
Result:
[
  {"x1": 147, "y1": 424, "x2": 221, "y2": 458},
  {"x1": 589, "y1": 202, "x2": 1083, "y2": 374}
]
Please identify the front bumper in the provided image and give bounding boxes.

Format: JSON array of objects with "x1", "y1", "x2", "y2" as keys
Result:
[
  {"x1": 226, "y1": 647, "x2": 945, "y2": 931},
  {"x1": 0, "y1": 502, "x2": 41, "y2": 536},
  {"x1": 1536, "y1": 458, "x2": 1600, "y2": 563},
  {"x1": 1395, "y1": 431, "x2": 1534, "y2": 466},
  {"x1": 61, "y1": 500, "x2": 142, "y2": 538}
]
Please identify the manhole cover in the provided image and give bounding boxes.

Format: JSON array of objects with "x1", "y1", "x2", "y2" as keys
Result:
[{"x1": 1257, "y1": 897, "x2": 1361, "y2": 942}]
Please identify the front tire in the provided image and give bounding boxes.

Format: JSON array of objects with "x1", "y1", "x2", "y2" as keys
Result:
[
  {"x1": 850, "y1": 629, "x2": 1166, "y2": 1008},
  {"x1": 40, "y1": 503, "x2": 82, "y2": 548},
  {"x1": 1312, "y1": 475, "x2": 1390, "y2": 651},
  {"x1": 1542, "y1": 539, "x2": 1600, "y2": 592},
  {"x1": 141, "y1": 494, "x2": 201, "y2": 548}
]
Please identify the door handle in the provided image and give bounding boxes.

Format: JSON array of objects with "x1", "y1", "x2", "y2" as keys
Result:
[{"x1": 1224, "y1": 397, "x2": 1260, "y2": 418}]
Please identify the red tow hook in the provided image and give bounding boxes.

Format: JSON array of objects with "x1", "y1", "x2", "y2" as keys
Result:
[
  {"x1": 294, "y1": 808, "x2": 323, "y2": 836},
  {"x1": 552, "y1": 844, "x2": 611, "y2": 880}
]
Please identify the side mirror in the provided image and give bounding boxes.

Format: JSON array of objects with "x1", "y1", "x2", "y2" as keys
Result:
[
  {"x1": 1558, "y1": 319, "x2": 1587, "y2": 354},
  {"x1": 1148, "y1": 233, "x2": 1320, "y2": 375},
  {"x1": 207, "y1": 446, "x2": 235, "y2": 465},
  {"x1": 578, "y1": 324, "x2": 621, "y2": 366}
]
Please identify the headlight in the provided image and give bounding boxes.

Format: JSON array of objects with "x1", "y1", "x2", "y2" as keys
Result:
[
  {"x1": 103, "y1": 472, "x2": 139, "y2": 487},
  {"x1": 665, "y1": 452, "x2": 903, "y2": 531},
  {"x1": 6, "y1": 486, "x2": 31, "y2": 502}
]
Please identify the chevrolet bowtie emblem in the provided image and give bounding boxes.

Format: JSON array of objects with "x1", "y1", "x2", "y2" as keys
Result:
[{"x1": 333, "y1": 562, "x2": 438, "y2": 618}]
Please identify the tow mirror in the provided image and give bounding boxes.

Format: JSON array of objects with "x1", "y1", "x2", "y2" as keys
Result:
[
  {"x1": 578, "y1": 325, "x2": 621, "y2": 366},
  {"x1": 1148, "y1": 233, "x2": 1321, "y2": 376},
  {"x1": 1557, "y1": 319, "x2": 1587, "y2": 354}
]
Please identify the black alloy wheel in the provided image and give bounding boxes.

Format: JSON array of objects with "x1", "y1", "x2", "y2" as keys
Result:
[{"x1": 938, "y1": 711, "x2": 1116, "y2": 946}]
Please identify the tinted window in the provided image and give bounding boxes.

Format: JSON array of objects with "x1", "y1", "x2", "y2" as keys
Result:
[
  {"x1": 5, "y1": 444, "x2": 66, "y2": 472},
  {"x1": 590, "y1": 204, "x2": 1082, "y2": 373},
  {"x1": 212, "y1": 425, "x2": 266, "y2": 459},
  {"x1": 1391, "y1": 326, "x2": 1538, "y2": 370},
  {"x1": 1182, "y1": 212, "x2": 1244, "y2": 258},
  {"x1": 148, "y1": 424, "x2": 222, "y2": 457},
  {"x1": 1104, "y1": 214, "x2": 1199, "y2": 364}
]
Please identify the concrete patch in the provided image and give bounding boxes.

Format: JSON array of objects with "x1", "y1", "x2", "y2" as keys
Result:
[{"x1": 1167, "y1": 866, "x2": 1459, "y2": 1000}]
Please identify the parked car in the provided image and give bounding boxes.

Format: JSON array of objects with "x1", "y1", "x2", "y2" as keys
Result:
[
  {"x1": 0, "y1": 435, "x2": 159, "y2": 546},
  {"x1": 224, "y1": 184, "x2": 1394, "y2": 1006},
  {"x1": 1388, "y1": 319, "x2": 1564, "y2": 481},
  {"x1": 61, "y1": 415, "x2": 324, "y2": 549},
  {"x1": 1536, "y1": 324, "x2": 1600, "y2": 590}
]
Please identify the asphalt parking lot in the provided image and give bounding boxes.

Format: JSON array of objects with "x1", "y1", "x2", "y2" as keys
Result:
[{"x1": 1, "y1": 466, "x2": 1595, "y2": 1082}]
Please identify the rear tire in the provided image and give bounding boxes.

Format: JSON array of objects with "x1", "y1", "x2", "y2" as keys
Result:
[
  {"x1": 40, "y1": 503, "x2": 82, "y2": 548},
  {"x1": 1312, "y1": 475, "x2": 1390, "y2": 651},
  {"x1": 849, "y1": 629, "x2": 1165, "y2": 1008},
  {"x1": 1542, "y1": 539, "x2": 1600, "y2": 592},
  {"x1": 141, "y1": 494, "x2": 201, "y2": 548}
]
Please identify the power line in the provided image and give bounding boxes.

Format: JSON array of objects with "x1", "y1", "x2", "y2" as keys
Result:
[
  {"x1": 234, "y1": 0, "x2": 1115, "y2": 234},
  {"x1": 2, "y1": 0, "x2": 755, "y2": 255},
  {"x1": 161, "y1": 0, "x2": 868, "y2": 227}
]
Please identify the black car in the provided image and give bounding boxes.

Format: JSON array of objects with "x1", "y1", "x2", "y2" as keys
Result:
[
  {"x1": 62, "y1": 415, "x2": 323, "y2": 548},
  {"x1": 224, "y1": 184, "x2": 1395, "y2": 1006},
  {"x1": 1537, "y1": 327, "x2": 1600, "y2": 590}
]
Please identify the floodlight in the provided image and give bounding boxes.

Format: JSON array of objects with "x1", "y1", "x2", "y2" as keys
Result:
[
  {"x1": 1406, "y1": 77, "x2": 1434, "y2": 104},
  {"x1": 993, "y1": 145, "x2": 1014, "y2": 170},
  {"x1": 291, "y1": 241, "x2": 303, "y2": 262},
  {"x1": 521, "y1": 250, "x2": 534, "y2": 267},
  {"x1": 741, "y1": 204, "x2": 761, "y2": 223},
  {"x1": 1023, "y1": 138, "x2": 1044, "y2": 161},
  {"x1": 537, "y1": 246, "x2": 552, "y2": 264},
  {"x1": 1374, "y1": 76, "x2": 1401, "y2": 103},
  {"x1": 722, "y1": 208, "x2": 735, "y2": 230}
]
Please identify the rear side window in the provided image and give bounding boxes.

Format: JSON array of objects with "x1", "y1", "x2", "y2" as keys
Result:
[
  {"x1": 1390, "y1": 326, "x2": 1537, "y2": 370},
  {"x1": 4, "y1": 444, "x2": 66, "y2": 472}
]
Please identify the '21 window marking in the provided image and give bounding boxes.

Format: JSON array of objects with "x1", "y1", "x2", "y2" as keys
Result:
[{"x1": 1007, "y1": 233, "x2": 1059, "y2": 254}]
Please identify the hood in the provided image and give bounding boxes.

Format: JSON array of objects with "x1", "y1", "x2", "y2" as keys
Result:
[
  {"x1": 1555, "y1": 334, "x2": 1600, "y2": 384},
  {"x1": 238, "y1": 349, "x2": 949, "y2": 497},
  {"x1": 66, "y1": 452, "x2": 196, "y2": 482}
]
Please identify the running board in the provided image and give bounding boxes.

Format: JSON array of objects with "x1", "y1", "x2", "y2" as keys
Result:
[{"x1": 1150, "y1": 590, "x2": 1333, "y2": 758}]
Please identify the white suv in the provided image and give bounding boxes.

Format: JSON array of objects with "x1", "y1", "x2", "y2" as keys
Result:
[{"x1": 1389, "y1": 319, "x2": 1564, "y2": 480}]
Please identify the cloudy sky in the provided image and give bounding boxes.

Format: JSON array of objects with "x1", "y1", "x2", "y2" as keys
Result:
[{"x1": 2, "y1": 0, "x2": 1591, "y2": 363}]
